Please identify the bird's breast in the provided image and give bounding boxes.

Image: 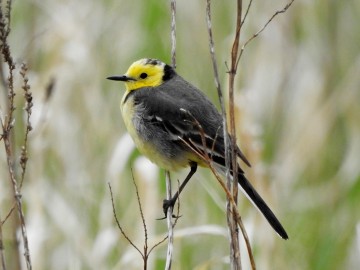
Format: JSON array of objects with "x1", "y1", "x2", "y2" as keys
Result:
[{"x1": 120, "y1": 92, "x2": 190, "y2": 171}]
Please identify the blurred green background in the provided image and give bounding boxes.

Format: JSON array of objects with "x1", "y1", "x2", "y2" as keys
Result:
[{"x1": 1, "y1": 0, "x2": 360, "y2": 269}]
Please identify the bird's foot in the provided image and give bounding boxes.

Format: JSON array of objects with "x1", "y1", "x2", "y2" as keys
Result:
[{"x1": 156, "y1": 198, "x2": 181, "y2": 220}]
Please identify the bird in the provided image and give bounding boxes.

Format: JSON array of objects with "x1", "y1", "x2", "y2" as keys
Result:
[{"x1": 107, "y1": 58, "x2": 288, "y2": 239}]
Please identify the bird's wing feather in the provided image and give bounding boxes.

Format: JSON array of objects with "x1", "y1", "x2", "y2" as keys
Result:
[
  {"x1": 133, "y1": 76, "x2": 250, "y2": 167},
  {"x1": 133, "y1": 81, "x2": 226, "y2": 162}
]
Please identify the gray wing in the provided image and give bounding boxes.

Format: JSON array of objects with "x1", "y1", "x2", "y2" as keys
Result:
[{"x1": 133, "y1": 75, "x2": 250, "y2": 167}]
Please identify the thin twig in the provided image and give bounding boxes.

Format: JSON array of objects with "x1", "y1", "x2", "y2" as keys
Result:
[
  {"x1": 110, "y1": 171, "x2": 176, "y2": 269},
  {"x1": 147, "y1": 180, "x2": 181, "y2": 258},
  {"x1": 130, "y1": 169, "x2": 149, "y2": 267},
  {"x1": 236, "y1": 0, "x2": 296, "y2": 69},
  {"x1": 178, "y1": 135, "x2": 256, "y2": 269},
  {"x1": 19, "y1": 63, "x2": 32, "y2": 189},
  {"x1": 148, "y1": 235, "x2": 168, "y2": 256},
  {"x1": 0, "y1": 213, "x2": 6, "y2": 270},
  {"x1": 170, "y1": 0, "x2": 176, "y2": 69},
  {"x1": 205, "y1": 0, "x2": 229, "y2": 174},
  {"x1": 1, "y1": 202, "x2": 15, "y2": 225},
  {"x1": 228, "y1": 1, "x2": 243, "y2": 268},
  {"x1": 207, "y1": 0, "x2": 246, "y2": 269},
  {"x1": 0, "y1": 2, "x2": 33, "y2": 269},
  {"x1": 108, "y1": 183, "x2": 144, "y2": 258},
  {"x1": 241, "y1": 0, "x2": 253, "y2": 28},
  {"x1": 165, "y1": 2, "x2": 177, "y2": 269},
  {"x1": 178, "y1": 108, "x2": 257, "y2": 269},
  {"x1": 165, "y1": 171, "x2": 174, "y2": 270},
  {"x1": 205, "y1": 0, "x2": 232, "y2": 206},
  {"x1": 207, "y1": 165, "x2": 255, "y2": 269},
  {"x1": 2, "y1": 123, "x2": 32, "y2": 270}
]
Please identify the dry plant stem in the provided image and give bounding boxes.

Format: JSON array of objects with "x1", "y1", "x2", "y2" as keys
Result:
[
  {"x1": 205, "y1": 0, "x2": 230, "y2": 180},
  {"x1": 179, "y1": 136, "x2": 256, "y2": 269},
  {"x1": 229, "y1": 0, "x2": 242, "y2": 199},
  {"x1": 170, "y1": 0, "x2": 176, "y2": 69},
  {"x1": 1, "y1": 3, "x2": 33, "y2": 269},
  {"x1": 1, "y1": 204, "x2": 15, "y2": 225},
  {"x1": 108, "y1": 183, "x2": 144, "y2": 257},
  {"x1": 19, "y1": 63, "x2": 33, "y2": 189},
  {"x1": 165, "y1": 171, "x2": 174, "y2": 270},
  {"x1": 207, "y1": 0, "x2": 246, "y2": 269},
  {"x1": 241, "y1": 0, "x2": 253, "y2": 28},
  {"x1": 109, "y1": 174, "x2": 171, "y2": 270},
  {"x1": 147, "y1": 181, "x2": 181, "y2": 257},
  {"x1": 165, "y1": 2, "x2": 177, "y2": 269},
  {"x1": 1, "y1": 65, "x2": 33, "y2": 270},
  {"x1": 208, "y1": 165, "x2": 256, "y2": 269},
  {"x1": 227, "y1": 1, "x2": 243, "y2": 269},
  {"x1": 236, "y1": 0, "x2": 296, "y2": 69},
  {"x1": 205, "y1": 6, "x2": 236, "y2": 258},
  {"x1": 0, "y1": 3, "x2": 22, "y2": 269},
  {"x1": 130, "y1": 170, "x2": 149, "y2": 269},
  {"x1": 0, "y1": 214, "x2": 6, "y2": 270},
  {"x1": 148, "y1": 181, "x2": 183, "y2": 258},
  {"x1": 2, "y1": 117, "x2": 32, "y2": 270}
]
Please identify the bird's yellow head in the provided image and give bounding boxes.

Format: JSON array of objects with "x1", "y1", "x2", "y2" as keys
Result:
[{"x1": 107, "y1": 58, "x2": 175, "y2": 91}]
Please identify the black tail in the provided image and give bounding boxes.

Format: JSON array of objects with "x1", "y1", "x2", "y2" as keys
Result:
[{"x1": 237, "y1": 172, "x2": 289, "y2": 239}]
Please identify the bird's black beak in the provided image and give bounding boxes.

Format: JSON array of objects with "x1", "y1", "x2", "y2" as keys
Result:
[{"x1": 106, "y1": 75, "x2": 135, "y2": 82}]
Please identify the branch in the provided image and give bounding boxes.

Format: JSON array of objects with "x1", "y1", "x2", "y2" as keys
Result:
[
  {"x1": 0, "y1": 213, "x2": 6, "y2": 270},
  {"x1": 176, "y1": 119, "x2": 256, "y2": 269},
  {"x1": 130, "y1": 169, "x2": 149, "y2": 265},
  {"x1": 19, "y1": 63, "x2": 33, "y2": 189},
  {"x1": 236, "y1": 0, "x2": 296, "y2": 69},
  {"x1": 148, "y1": 179, "x2": 181, "y2": 258},
  {"x1": 164, "y1": 171, "x2": 174, "y2": 270},
  {"x1": 108, "y1": 182, "x2": 144, "y2": 258},
  {"x1": 205, "y1": 0, "x2": 230, "y2": 197},
  {"x1": 181, "y1": 108, "x2": 257, "y2": 268},
  {"x1": 207, "y1": 0, "x2": 247, "y2": 269},
  {"x1": 241, "y1": 0, "x2": 253, "y2": 28},
  {"x1": 109, "y1": 171, "x2": 180, "y2": 269},
  {"x1": 165, "y1": 2, "x2": 177, "y2": 269},
  {"x1": 170, "y1": 0, "x2": 176, "y2": 68},
  {"x1": 0, "y1": 2, "x2": 33, "y2": 269},
  {"x1": 228, "y1": 1, "x2": 243, "y2": 268}
]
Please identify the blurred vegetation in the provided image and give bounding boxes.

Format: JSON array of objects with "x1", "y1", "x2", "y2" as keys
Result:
[{"x1": 1, "y1": 0, "x2": 359, "y2": 269}]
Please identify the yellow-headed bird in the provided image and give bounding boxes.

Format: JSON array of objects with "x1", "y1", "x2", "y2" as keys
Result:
[{"x1": 107, "y1": 58, "x2": 288, "y2": 239}]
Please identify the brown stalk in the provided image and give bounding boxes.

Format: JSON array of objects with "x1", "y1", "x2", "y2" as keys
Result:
[{"x1": 165, "y1": 1, "x2": 177, "y2": 269}]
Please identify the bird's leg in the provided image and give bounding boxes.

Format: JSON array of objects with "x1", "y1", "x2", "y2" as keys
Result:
[{"x1": 162, "y1": 162, "x2": 197, "y2": 218}]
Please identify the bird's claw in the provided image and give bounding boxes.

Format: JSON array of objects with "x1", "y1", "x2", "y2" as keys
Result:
[
  {"x1": 156, "y1": 198, "x2": 181, "y2": 220},
  {"x1": 162, "y1": 198, "x2": 176, "y2": 215}
]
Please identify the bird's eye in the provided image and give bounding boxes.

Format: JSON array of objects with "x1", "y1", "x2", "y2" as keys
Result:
[{"x1": 140, "y1": 73, "x2": 148, "y2": 79}]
